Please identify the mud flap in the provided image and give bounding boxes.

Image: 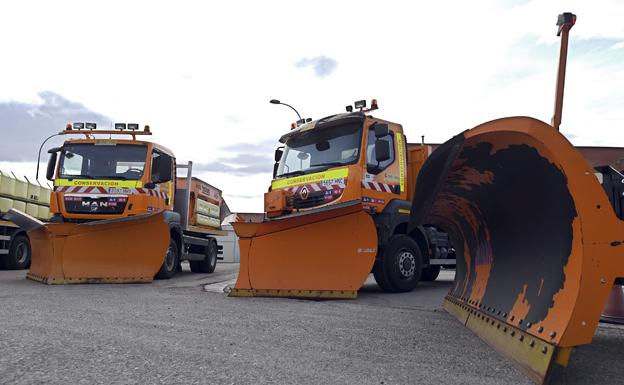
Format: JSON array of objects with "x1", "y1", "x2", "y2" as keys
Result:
[
  {"x1": 230, "y1": 201, "x2": 377, "y2": 299},
  {"x1": 8, "y1": 210, "x2": 170, "y2": 284},
  {"x1": 409, "y1": 117, "x2": 624, "y2": 384}
]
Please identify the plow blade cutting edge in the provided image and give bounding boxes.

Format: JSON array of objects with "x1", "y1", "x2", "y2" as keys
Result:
[
  {"x1": 7, "y1": 210, "x2": 170, "y2": 284},
  {"x1": 409, "y1": 117, "x2": 624, "y2": 384},
  {"x1": 230, "y1": 201, "x2": 377, "y2": 299}
]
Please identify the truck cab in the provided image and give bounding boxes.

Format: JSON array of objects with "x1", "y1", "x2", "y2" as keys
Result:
[
  {"x1": 269, "y1": 111, "x2": 407, "y2": 213},
  {"x1": 47, "y1": 137, "x2": 175, "y2": 222}
]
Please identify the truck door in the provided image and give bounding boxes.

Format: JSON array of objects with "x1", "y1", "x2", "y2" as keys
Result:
[
  {"x1": 363, "y1": 125, "x2": 406, "y2": 207},
  {"x1": 150, "y1": 150, "x2": 175, "y2": 211}
]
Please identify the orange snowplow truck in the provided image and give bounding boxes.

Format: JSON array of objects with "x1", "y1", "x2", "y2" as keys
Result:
[
  {"x1": 6, "y1": 123, "x2": 224, "y2": 284},
  {"x1": 230, "y1": 100, "x2": 455, "y2": 298}
]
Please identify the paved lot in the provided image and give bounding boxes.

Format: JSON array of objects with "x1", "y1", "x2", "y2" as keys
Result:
[{"x1": 0, "y1": 265, "x2": 623, "y2": 385}]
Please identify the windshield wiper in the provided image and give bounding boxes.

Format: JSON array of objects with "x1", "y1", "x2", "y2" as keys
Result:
[
  {"x1": 66, "y1": 175, "x2": 94, "y2": 180},
  {"x1": 310, "y1": 162, "x2": 345, "y2": 168},
  {"x1": 277, "y1": 164, "x2": 332, "y2": 178},
  {"x1": 277, "y1": 170, "x2": 307, "y2": 178},
  {"x1": 102, "y1": 176, "x2": 130, "y2": 180}
]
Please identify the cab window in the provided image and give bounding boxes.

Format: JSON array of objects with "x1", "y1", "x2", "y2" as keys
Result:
[
  {"x1": 151, "y1": 151, "x2": 173, "y2": 183},
  {"x1": 366, "y1": 128, "x2": 394, "y2": 174}
]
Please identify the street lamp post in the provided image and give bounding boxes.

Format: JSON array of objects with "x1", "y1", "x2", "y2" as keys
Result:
[{"x1": 269, "y1": 99, "x2": 302, "y2": 121}]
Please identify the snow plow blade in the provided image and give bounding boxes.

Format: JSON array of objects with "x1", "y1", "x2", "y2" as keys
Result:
[
  {"x1": 230, "y1": 201, "x2": 377, "y2": 299},
  {"x1": 409, "y1": 117, "x2": 624, "y2": 384},
  {"x1": 7, "y1": 210, "x2": 170, "y2": 284}
]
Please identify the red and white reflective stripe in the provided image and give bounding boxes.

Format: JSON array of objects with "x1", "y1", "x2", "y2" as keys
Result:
[
  {"x1": 55, "y1": 186, "x2": 108, "y2": 194},
  {"x1": 287, "y1": 181, "x2": 346, "y2": 194},
  {"x1": 55, "y1": 186, "x2": 169, "y2": 199},
  {"x1": 138, "y1": 189, "x2": 169, "y2": 199},
  {"x1": 361, "y1": 181, "x2": 395, "y2": 193}
]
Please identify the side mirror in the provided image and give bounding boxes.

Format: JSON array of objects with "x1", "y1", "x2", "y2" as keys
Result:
[
  {"x1": 274, "y1": 147, "x2": 284, "y2": 162},
  {"x1": 374, "y1": 123, "x2": 390, "y2": 138},
  {"x1": 152, "y1": 155, "x2": 173, "y2": 183},
  {"x1": 273, "y1": 163, "x2": 279, "y2": 178},
  {"x1": 46, "y1": 152, "x2": 58, "y2": 181},
  {"x1": 375, "y1": 139, "x2": 390, "y2": 163}
]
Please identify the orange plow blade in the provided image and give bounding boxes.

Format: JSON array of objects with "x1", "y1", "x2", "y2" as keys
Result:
[
  {"x1": 7, "y1": 211, "x2": 169, "y2": 284},
  {"x1": 230, "y1": 202, "x2": 377, "y2": 299},
  {"x1": 409, "y1": 117, "x2": 624, "y2": 384}
]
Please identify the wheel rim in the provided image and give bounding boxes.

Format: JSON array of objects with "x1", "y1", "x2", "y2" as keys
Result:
[
  {"x1": 398, "y1": 250, "x2": 416, "y2": 278},
  {"x1": 165, "y1": 246, "x2": 175, "y2": 271},
  {"x1": 15, "y1": 242, "x2": 29, "y2": 264}
]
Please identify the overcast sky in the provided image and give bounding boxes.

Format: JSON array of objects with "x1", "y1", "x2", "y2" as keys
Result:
[{"x1": 1, "y1": 0, "x2": 623, "y2": 212}]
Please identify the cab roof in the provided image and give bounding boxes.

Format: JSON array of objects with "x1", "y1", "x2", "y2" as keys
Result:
[
  {"x1": 63, "y1": 138, "x2": 176, "y2": 158},
  {"x1": 278, "y1": 112, "x2": 402, "y2": 143},
  {"x1": 279, "y1": 112, "x2": 366, "y2": 143}
]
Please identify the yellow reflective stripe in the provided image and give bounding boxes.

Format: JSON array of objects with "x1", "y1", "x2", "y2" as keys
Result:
[
  {"x1": 398, "y1": 209, "x2": 410, "y2": 214},
  {"x1": 271, "y1": 168, "x2": 349, "y2": 190},
  {"x1": 54, "y1": 179, "x2": 143, "y2": 188},
  {"x1": 396, "y1": 133, "x2": 406, "y2": 192}
]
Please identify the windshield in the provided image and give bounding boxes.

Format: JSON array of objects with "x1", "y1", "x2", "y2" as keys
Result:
[
  {"x1": 59, "y1": 143, "x2": 148, "y2": 180},
  {"x1": 276, "y1": 123, "x2": 362, "y2": 177}
]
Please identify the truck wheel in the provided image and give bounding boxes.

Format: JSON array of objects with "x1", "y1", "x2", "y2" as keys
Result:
[
  {"x1": 421, "y1": 265, "x2": 441, "y2": 281},
  {"x1": 376, "y1": 235, "x2": 422, "y2": 293},
  {"x1": 155, "y1": 238, "x2": 179, "y2": 279},
  {"x1": 189, "y1": 240, "x2": 217, "y2": 274},
  {"x1": 201, "y1": 240, "x2": 218, "y2": 273},
  {"x1": 4, "y1": 235, "x2": 31, "y2": 270},
  {"x1": 189, "y1": 260, "x2": 201, "y2": 273},
  {"x1": 373, "y1": 260, "x2": 394, "y2": 292}
]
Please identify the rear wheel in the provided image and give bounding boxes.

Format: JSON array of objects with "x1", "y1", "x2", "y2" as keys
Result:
[
  {"x1": 155, "y1": 238, "x2": 179, "y2": 279},
  {"x1": 421, "y1": 265, "x2": 441, "y2": 281},
  {"x1": 4, "y1": 235, "x2": 31, "y2": 270},
  {"x1": 198, "y1": 240, "x2": 218, "y2": 273},
  {"x1": 374, "y1": 235, "x2": 422, "y2": 293}
]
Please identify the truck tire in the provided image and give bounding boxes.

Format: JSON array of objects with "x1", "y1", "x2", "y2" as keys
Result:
[
  {"x1": 421, "y1": 265, "x2": 441, "y2": 281},
  {"x1": 4, "y1": 234, "x2": 31, "y2": 270},
  {"x1": 155, "y1": 238, "x2": 179, "y2": 279},
  {"x1": 194, "y1": 240, "x2": 217, "y2": 274},
  {"x1": 374, "y1": 235, "x2": 422, "y2": 293},
  {"x1": 373, "y1": 260, "x2": 394, "y2": 292}
]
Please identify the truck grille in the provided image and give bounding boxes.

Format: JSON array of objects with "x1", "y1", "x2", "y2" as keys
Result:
[
  {"x1": 64, "y1": 196, "x2": 128, "y2": 214},
  {"x1": 292, "y1": 189, "x2": 342, "y2": 209}
]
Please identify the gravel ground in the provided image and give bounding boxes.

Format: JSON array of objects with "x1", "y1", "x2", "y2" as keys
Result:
[{"x1": 0, "y1": 265, "x2": 622, "y2": 385}]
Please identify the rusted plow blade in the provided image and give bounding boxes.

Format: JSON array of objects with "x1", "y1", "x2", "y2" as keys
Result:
[
  {"x1": 229, "y1": 201, "x2": 377, "y2": 299},
  {"x1": 409, "y1": 117, "x2": 624, "y2": 384},
  {"x1": 7, "y1": 210, "x2": 169, "y2": 284}
]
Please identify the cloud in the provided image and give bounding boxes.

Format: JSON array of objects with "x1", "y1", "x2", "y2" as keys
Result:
[
  {"x1": 0, "y1": 91, "x2": 111, "y2": 162},
  {"x1": 193, "y1": 139, "x2": 277, "y2": 176},
  {"x1": 224, "y1": 114, "x2": 242, "y2": 124},
  {"x1": 295, "y1": 56, "x2": 337, "y2": 78},
  {"x1": 219, "y1": 139, "x2": 277, "y2": 154}
]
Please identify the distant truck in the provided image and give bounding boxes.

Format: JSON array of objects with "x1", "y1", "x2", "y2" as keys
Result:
[
  {"x1": 0, "y1": 170, "x2": 51, "y2": 269},
  {"x1": 21, "y1": 123, "x2": 229, "y2": 283}
]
